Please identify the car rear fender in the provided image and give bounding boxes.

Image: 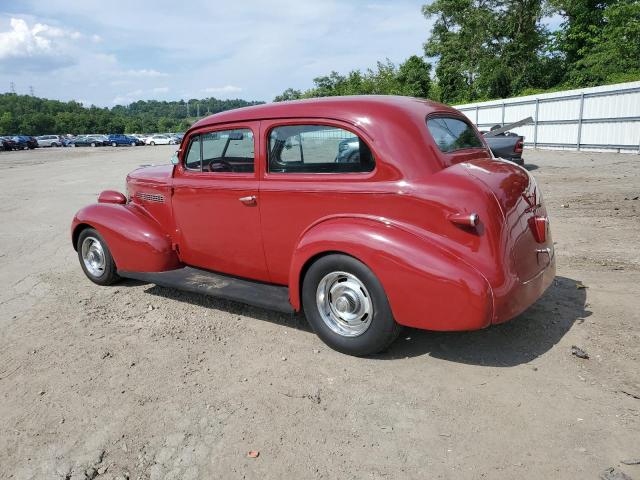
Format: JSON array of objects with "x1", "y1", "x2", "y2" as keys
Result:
[
  {"x1": 289, "y1": 216, "x2": 494, "y2": 331},
  {"x1": 71, "y1": 200, "x2": 181, "y2": 273}
]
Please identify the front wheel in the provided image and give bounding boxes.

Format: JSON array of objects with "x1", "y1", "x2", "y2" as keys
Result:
[
  {"x1": 150, "y1": 141, "x2": 155, "y2": 146},
  {"x1": 302, "y1": 254, "x2": 400, "y2": 356},
  {"x1": 77, "y1": 228, "x2": 120, "y2": 286},
  {"x1": 111, "y1": 142, "x2": 117, "y2": 147}
]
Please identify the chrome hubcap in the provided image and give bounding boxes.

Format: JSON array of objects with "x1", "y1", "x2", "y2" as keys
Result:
[
  {"x1": 316, "y1": 271, "x2": 373, "y2": 337},
  {"x1": 81, "y1": 236, "x2": 106, "y2": 277}
]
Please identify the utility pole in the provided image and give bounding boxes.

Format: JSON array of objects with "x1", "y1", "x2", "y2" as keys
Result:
[
  {"x1": 186, "y1": 100, "x2": 190, "y2": 117},
  {"x1": 29, "y1": 85, "x2": 34, "y2": 96},
  {"x1": 197, "y1": 103, "x2": 200, "y2": 118},
  {"x1": 9, "y1": 81, "x2": 15, "y2": 94}
]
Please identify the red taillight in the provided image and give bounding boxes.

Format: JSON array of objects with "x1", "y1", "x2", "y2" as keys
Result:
[
  {"x1": 528, "y1": 215, "x2": 548, "y2": 243},
  {"x1": 514, "y1": 140, "x2": 524, "y2": 153}
]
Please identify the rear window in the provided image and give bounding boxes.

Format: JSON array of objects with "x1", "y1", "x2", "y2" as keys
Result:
[{"x1": 427, "y1": 116, "x2": 484, "y2": 153}]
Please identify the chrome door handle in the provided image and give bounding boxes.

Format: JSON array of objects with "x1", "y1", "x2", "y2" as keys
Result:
[{"x1": 239, "y1": 195, "x2": 257, "y2": 205}]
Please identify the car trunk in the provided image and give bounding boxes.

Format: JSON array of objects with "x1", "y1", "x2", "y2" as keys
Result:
[{"x1": 461, "y1": 159, "x2": 553, "y2": 284}]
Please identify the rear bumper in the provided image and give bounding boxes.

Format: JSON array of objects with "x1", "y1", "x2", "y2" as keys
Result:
[{"x1": 492, "y1": 251, "x2": 556, "y2": 324}]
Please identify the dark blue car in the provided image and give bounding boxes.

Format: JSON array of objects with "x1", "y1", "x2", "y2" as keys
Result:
[
  {"x1": 107, "y1": 134, "x2": 139, "y2": 147},
  {"x1": 12, "y1": 135, "x2": 38, "y2": 150}
]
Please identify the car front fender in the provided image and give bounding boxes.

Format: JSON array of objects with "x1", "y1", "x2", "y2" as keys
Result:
[
  {"x1": 289, "y1": 216, "x2": 493, "y2": 331},
  {"x1": 71, "y1": 201, "x2": 181, "y2": 273}
]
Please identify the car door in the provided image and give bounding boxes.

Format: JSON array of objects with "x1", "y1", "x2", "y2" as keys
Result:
[
  {"x1": 259, "y1": 120, "x2": 378, "y2": 285},
  {"x1": 171, "y1": 121, "x2": 270, "y2": 282}
]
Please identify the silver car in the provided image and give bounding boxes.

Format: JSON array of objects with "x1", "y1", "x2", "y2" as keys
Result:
[{"x1": 36, "y1": 135, "x2": 64, "y2": 147}]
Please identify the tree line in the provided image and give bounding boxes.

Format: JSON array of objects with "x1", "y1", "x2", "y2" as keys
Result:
[
  {"x1": 275, "y1": 0, "x2": 640, "y2": 104},
  {"x1": 0, "y1": 94, "x2": 263, "y2": 136}
]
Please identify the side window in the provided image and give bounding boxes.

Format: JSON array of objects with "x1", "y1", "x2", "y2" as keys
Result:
[
  {"x1": 201, "y1": 128, "x2": 254, "y2": 173},
  {"x1": 426, "y1": 116, "x2": 484, "y2": 153},
  {"x1": 184, "y1": 135, "x2": 201, "y2": 170},
  {"x1": 268, "y1": 125, "x2": 374, "y2": 173}
]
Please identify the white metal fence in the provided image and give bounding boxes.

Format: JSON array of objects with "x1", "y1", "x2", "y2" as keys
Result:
[{"x1": 453, "y1": 81, "x2": 640, "y2": 153}]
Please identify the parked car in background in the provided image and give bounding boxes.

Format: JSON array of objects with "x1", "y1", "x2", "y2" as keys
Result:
[
  {"x1": 335, "y1": 136, "x2": 360, "y2": 163},
  {"x1": 89, "y1": 135, "x2": 110, "y2": 145},
  {"x1": 145, "y1": 134, "x2": 176, "y2": 145},
  {"x1": 12, "y1": 136, "x2": 38, "y2": 149},
  {"x1": 1, "y1": 136, "x2": 17, "y2": 151},
  {"x1": 36, "y1": 135, "x2": 65, "y2": 147},
  {"x1": 484, "y1": 134, "x2": 524, "y2": 165},
  {"x1": 71, "y1": 96, "x2": 555, "y2": 356},
  {"x1": 106, "y1": 134, "x2": 139, "y2": 147},
  {"x1": 480, "y1": 119, "x2": 532, "y2": 166},
  {"x1": 59, "y1": 136, "x2": 74, "y2": 147},
  {"x1": 71, "y1": 135, "x2": 107, "y2": 147}
]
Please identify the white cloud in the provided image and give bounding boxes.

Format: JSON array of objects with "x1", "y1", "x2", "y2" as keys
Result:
[
  {"x1": 0, "y1": 1, "x2": 433, "y2": 104},
  {"x1": 0, "y1": 18, "x2": 54, "y2": 59},
  {"x1": 204, "y1": 85, "x2": 243, "y2": 94},
  {"x1": 0, "y1": 17, "x2": 88, "y2": 59},
  {"x1": 119, "y1": 68, "x2": 168, "y2": 78},
  {"x1": 112, "y1": 86, "x2": 170, "y2": 105}
]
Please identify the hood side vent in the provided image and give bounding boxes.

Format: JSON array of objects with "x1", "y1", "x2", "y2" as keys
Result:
[{"x1": 136, "y1": 191, "x2": 165, "y2": 203}]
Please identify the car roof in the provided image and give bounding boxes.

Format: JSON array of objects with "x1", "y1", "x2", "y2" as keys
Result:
[
  {"x1": 192, "y1": 95, "x2": 456, "y2": 130},
  {"x1": 187, "y1": 96, "x2": 481, "y2": 176}
]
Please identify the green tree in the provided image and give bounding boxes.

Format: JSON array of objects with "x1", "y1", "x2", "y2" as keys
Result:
[
  {"x1": 423, "y1": 0, "x2": 499, "y2": 102},
  {"x1": 274, "y1": 88, "x2": 303, "y2": 102},
  {"x1": 0, "y1": 111, "x2": 18, "y2": 134},
  {"x1": 274, "y1": 57, "x2": 434, "y2": 101},
  {"x1": 0, "y1": 93, "x2": 262, "y2": 135},
  {"x1": 567, "y1": 0, "x2": 640, "y2": 85},
  {"x1": 397, "y1": 55, "x2": 432, "y2": 97}
]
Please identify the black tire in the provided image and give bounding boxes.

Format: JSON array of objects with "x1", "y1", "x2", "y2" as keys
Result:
[
  {"x1": 150, "y1": 141, "x2": 155, "y2": 146},
  {"x1": 90, "y1": 142, "x2": 96, "y2": 147},
  {"x1": 302, "y1": 254, "x2": 400, "y2": 356},
  {"x1": 111, "y1": 142, "x2": 117, "y2": 147},
  {"x1": 77, "y1": 228, "x2": 120, "y2": 286}
]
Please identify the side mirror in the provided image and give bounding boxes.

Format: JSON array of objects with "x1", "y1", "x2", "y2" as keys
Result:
[{"x1": 170, "y1": 151, "x2": 180, "y2": 165}]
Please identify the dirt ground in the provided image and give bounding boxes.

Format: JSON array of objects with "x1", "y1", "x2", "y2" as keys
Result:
[{"x1": 0, "y1": 146, "x2": 638, "y2": 480}]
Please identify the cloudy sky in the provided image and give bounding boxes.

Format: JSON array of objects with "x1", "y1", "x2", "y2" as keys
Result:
[{"x1": 0, "y1": 0, "x2": 431, "y2": 106}]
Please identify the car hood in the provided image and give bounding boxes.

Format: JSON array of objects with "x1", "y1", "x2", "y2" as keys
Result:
[{"x1": 127, "y1": 164, "x2": 174, "y2": 187}]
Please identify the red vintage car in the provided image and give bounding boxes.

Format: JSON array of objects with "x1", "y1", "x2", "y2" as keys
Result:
[{"x1": 71, "y1": 96, "x2": 555, "y2": 355}]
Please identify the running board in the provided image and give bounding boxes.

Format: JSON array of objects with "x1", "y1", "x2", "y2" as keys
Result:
[{"x1": 119, "y1": 267, "x2": 294, "y2": 313}]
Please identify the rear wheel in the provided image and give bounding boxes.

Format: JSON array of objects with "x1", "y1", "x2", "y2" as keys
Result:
[
  {"x1": 302, "y1": 254, "x2": 400, "y2": 356},
  {"x1": 77, "y1": 228, "x2": 120, "y2": 286},
  {"x1": 90, "y1": 142, "x2": 96, "y2": 147},
  {"x1": 150, "y1": 141, "x2": 155, "y2": 146},
  {"x1": 131, "y1": 142, "x2": 136, "y2": 146},
  {"x1": 111, "y1": 142, "x2": 117, "y2": 147}
]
